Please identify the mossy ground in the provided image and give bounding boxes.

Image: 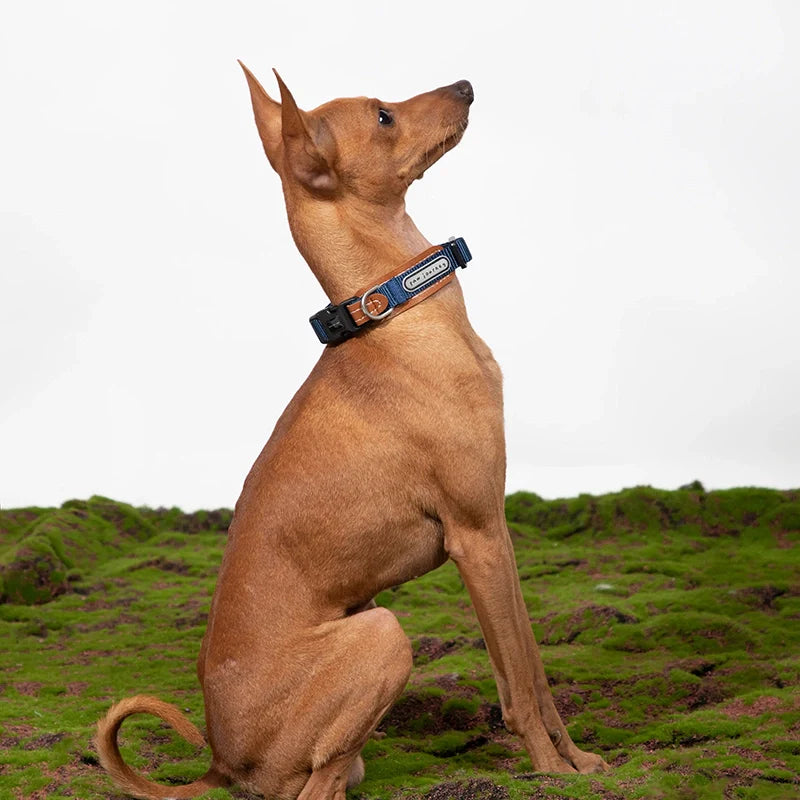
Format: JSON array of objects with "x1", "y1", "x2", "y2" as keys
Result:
[{"x1": 0, "y1": 487, "x2": 798, "y2": 799}]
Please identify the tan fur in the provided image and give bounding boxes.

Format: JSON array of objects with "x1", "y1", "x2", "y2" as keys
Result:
[
  {"x1": 94, "y1": 66, "x2": 609, "y2": 800},
  {"x1": 94, "y1": 695, "x2": 228, "y2": 798}
]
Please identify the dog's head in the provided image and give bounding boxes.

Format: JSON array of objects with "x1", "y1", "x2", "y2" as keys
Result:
[{"x1": 239, "y1": 63, "x2": 472, "y2": 206}]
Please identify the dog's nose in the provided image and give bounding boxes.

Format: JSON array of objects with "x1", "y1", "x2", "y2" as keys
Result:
[{"x1": 452, "y1": 80, "x2": 474, "y2": 105}]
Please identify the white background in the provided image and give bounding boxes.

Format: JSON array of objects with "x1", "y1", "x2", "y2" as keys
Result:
[{"x1": 2, "y1": 1, "x2": 798, "y2": 511}]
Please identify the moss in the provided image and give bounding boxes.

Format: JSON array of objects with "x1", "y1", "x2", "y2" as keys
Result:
[
  {"x1": 62, "y1": 496, "x2": 157, "y2": 541},
  {"x1": 0, "y1": 507, "x2": 50, "y2": 547},
  {"x1": 604, "y1": 613, "x2": 757, "y2": 655},
  {"x1": 764, "y1": 500, "x2": 800, "y2": 531},
  {"x1": 0, "y1": 505, "x2": 150, "y2": 604},
  {"x1": 138, "y1": 505, "x2": 233, "y2": 534},
  {"x1": 1, "y1": 487, "x2": 798, "y2": 799},
  {"x1": 703, "y1": 488, "x2": 785, "y2": 527},
  {"x1": 541, "y1": 604, "x2": 638, "y2": 645}
]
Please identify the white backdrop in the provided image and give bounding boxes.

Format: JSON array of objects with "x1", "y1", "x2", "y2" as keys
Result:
[{"x1": 2, "y1": 1, "x2": 798, "y2": 510}]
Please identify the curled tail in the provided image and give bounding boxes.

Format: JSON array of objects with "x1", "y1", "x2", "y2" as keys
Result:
[{"x1": 94, "y1": 695, "x2": 228, "y2": 800}]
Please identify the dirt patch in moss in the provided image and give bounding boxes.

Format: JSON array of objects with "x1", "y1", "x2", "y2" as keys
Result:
[
  {"x1": 76, "y1": 612, "x2": 144, "y2": 633},
  {"x1": 722, "y1": 695, "x2": 787, "y2": 719},
  {"x1": 422, "y1": 778, "x2": 509, "y2": 800},
  {"x1": 80, "y1": 590, "x2": 137, "y2": 611},
  {"x1": 737, "y1": 585, "x2": 786, "y2": 611},
  {"x1": 130, "y1": 557, "x2": 190, "y2": 574},
  {"x1": 414, "y1": 636, "x2": 466, "y2": 664},
  {"x1": 380, "y1": 687, "x2": 497, "y2": 739},
  {"x1": 13, "y1": 682, "x2": 42, "y2": 696},
  {"x1": 22, "y1": 731, "x2": 66, "y2": 750}
]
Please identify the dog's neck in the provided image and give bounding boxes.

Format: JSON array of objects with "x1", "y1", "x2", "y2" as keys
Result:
[{"x1": 285, "y1": 194, "x2": 436, "y2": 304}]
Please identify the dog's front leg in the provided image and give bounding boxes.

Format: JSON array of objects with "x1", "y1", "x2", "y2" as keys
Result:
[{"x1": 446, "y1": 522, "x2": 608, "y2": 774}]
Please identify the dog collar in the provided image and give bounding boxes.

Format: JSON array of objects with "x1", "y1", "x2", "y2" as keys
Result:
[{"x1": 309, "y1": 237, "x2": 472, "y2": 345}]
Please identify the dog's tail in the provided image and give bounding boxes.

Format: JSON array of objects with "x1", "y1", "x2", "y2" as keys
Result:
[{"x1": 94, "y1": 695, "x2": 228, "y2": 800}]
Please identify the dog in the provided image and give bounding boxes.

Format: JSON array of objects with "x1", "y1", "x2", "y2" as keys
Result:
[{"x1": 94, "y1": 64, "x2": 610, "y2": 800}]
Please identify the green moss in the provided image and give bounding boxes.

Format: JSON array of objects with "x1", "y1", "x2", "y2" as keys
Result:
[
  {"x1": 703, "y1": 487, "x2": 785, "y2": 526},
  {"x1": 0, "y1": 502, "x2": 160, "y2": 604},
  {"x1": 764, "y1": 499, "x2": 800, "y2": 531},
  {"x1": 1, "y1": 487, "x2": 798, "y2": 799},
  {"x1": 442, "y1": 697, "x2": 481, "y2": 717},
  {"x1": 62, "y1": 496, "x2": 158, "y2": 541}
]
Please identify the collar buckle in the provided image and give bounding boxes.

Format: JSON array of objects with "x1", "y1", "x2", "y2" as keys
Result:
[{"x1": 309, "y1": 298, "x2": 360, "y2": 345}]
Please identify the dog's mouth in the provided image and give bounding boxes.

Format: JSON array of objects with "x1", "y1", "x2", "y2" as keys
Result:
[{"x1": 413, "y1": 118, "x2": 469, "y2": 182}]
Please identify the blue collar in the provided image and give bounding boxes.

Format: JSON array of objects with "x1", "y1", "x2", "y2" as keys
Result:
[{"x1": 309, "y1": 237, "x2": 472, "y2": 345}]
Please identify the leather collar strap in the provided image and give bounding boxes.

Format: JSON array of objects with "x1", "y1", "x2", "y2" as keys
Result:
[{"x1": 309, "y1": 237, "x2": 472, "y2": 345}]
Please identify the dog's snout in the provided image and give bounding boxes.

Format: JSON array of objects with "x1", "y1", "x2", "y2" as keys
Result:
[{"x1": 452, "y1": 80, "x2": 474, "y2": 105}]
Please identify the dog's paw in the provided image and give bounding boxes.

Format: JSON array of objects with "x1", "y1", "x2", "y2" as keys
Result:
[
  {"x1": 530, "y1": 754, "x2": 578, "y2": 774},
  {"x1": 569, "y1": 749, "x2": 610, "y2": 774}
]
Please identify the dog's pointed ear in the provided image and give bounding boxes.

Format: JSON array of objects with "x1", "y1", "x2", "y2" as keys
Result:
[
  {"x1": 239, "y1": 60, "x2": 283, "y2": 171},
  {"x1": 272, "y1": 69, "x2": 338, "y2": 195}
]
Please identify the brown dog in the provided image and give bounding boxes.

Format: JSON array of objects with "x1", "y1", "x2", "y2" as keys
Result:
[{"x1": 95, "y1": 65, "x2": 609, "y2": 800}]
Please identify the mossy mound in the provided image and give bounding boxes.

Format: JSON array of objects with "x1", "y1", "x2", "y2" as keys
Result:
[
  {"x1": 61, "y1": 495, "x2": 157, "y2": 541},
  {"x1": 138, "y1": 505, "x2": 233, "y2": 534},
  {"x1": 541, "y1": 604, "x2": 638, "y2": 646},
  {"x1": 505, "y1": 485, "x2": 800, "y2": 539},
  {"x1": 0, "y1": 500, "x2": 148, "y2": 604},
  {"x1": 0, "y1": 496, "x2": 231, "y2": 606},
  {"x1": 604, "y1": 612, "x2": 757, "y2": 655},
  {"x1": 0, "y1": 507, "x2": 48, "y2": 549}
]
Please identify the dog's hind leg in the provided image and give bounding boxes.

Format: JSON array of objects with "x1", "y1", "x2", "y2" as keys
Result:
[
  {"x1": 256, "y1": 605, "x2": 411, "y2": 800},
  {"x1": 305, "y1": 607, "x2": 411, "y2": 799},
  {"x1": 297, "y1": 710, "x2": 386, "y2": 800}
]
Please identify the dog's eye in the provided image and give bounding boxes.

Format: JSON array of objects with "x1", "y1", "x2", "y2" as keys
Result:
[{"x1": 378, "y1": 109, "x2": 394, "y2": 126}]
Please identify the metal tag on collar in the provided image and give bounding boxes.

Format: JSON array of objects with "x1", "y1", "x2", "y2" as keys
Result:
[{"x1": 401, "y1": 254, "x2": 451, "y2": 293}]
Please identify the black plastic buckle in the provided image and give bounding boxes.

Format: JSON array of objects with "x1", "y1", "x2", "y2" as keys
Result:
[{"x1": 309, "y1": 298, "x2": 360, "y2": 345}]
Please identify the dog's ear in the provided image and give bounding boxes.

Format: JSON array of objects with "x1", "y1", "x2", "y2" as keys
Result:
[
  {"x1": 272, "y1": 70, "x2": 338, "y2": 195},
  {"x1": 239, "y1": 61, "x2": 283, "y2": 171}
]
